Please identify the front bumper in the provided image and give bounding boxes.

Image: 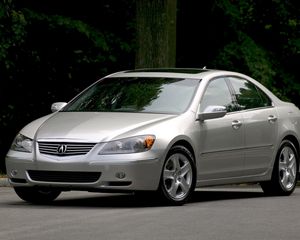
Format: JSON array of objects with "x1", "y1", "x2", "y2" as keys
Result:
[{"x1": 5, "y1": 149, "x2": 163, "y2": 191}]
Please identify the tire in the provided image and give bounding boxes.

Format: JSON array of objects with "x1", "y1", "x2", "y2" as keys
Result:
[
  {"x1": 14, "y1": 187, "x2": 61, "y2": 204},
  {"x1": 261, "y1": 140, "x2": 299, "y2": 196},
  {"x1": 158, "y1": 145, "x2": 196, "y2": 205}
]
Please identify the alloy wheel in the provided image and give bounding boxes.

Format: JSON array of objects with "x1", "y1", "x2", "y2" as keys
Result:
[
  {"x1": 278, "y1": 146, "x2": 297, "y2": 191},
  {"x1": 163, "y1": 153, "x2": 193, "y2": 200}
]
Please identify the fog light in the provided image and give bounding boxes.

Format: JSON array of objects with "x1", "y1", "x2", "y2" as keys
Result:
[
  {"x1": 115, "y1": 172, "x2": 126, "y2": 179},
  {"x1": 11, "y1": 169, "x2": 18, "y2": 176}
]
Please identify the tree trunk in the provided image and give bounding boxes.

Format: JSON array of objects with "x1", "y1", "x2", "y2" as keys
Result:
[{"x1": 135, "y1": 0, "x2": 177, "y2": 68}]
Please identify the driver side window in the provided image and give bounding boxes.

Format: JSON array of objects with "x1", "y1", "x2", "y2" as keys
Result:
[{"x1": 200, "y1": 78, "x2": 236, "y2": 112}]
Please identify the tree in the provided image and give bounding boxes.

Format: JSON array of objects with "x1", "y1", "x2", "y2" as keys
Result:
[
  {"x1": 212, "y1": 0, "x2": 300, "y2": 102},
  {"x1": 135, "y1": 0, "x2": 177, "y2": 68}
]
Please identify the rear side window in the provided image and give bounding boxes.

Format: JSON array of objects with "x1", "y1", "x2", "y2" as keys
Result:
[
  {"x1": 228, "y1": 77, "x2": 272, "y2": 110},
  {"x1": 256, "y1": 86, "x2": 272, "y2": 107}
]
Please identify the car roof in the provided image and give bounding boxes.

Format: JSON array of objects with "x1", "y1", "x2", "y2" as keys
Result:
[
  {"x1": 106, "y1": 68, "x2": 225, "y2": 79},
  {"x1": 125, "y1": 68, "x2": 209, "y2": 74}
]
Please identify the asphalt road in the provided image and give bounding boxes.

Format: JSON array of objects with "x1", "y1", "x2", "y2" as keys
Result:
[{"x1": 1, "y1": 186, "x2": 300, "y2": 240}]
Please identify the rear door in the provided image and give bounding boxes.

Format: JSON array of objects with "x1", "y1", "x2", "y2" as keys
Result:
[{"x1": 228, "y1": 77, "x2": 277, "y2": 175}]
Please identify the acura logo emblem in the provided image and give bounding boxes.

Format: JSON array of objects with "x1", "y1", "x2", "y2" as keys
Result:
[{"x1": 57, "y1": 144, "x2": 67, "y2": 154}]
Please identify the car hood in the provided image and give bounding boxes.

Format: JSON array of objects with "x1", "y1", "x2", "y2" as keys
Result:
[{"x1": 35, "y1": 112, "x2": 175, "y2": 142}]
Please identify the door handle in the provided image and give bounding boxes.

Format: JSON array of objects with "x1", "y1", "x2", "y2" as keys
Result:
[
  {"x1": 232, "y1": 120, "x2": 242, "y2": 130},
  {"x1": 268, "y1": 115, "x2": 277, "y2": 123}
]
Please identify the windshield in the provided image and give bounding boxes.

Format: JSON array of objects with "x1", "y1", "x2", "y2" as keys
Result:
[{"x1": 63, "y1": 77, "x2": 200, "y2": 114}]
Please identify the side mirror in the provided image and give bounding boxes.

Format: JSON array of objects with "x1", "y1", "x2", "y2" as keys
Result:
[
  {"x1": 51, "y1": 102, "x2": 67, "y2": 112},
  {"x1": 197, "y1": 105, "x2": 227, "y2": 121}
]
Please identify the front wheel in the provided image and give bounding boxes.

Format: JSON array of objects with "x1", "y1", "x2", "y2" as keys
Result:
[
  {"x1": 261, "y1": 140, "x2": 298, "y2": 196},
  {"x1": 14, "y1": 187, "x2": 61, "y2": 204},
  {"x1": 158, "y1": 145, "x2": 196, "y2": 205}
]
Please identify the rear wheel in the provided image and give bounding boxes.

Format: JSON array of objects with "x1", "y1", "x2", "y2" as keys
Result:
[
  {"x1": 261, "y1": 140, "x2": 298, "y2": 196},
  {"x1": 158, "y1": 145, "x2": 196, "y2": 205},
  {"x1": 14, "y1": 187, "x2": 61, "y2": 204}
]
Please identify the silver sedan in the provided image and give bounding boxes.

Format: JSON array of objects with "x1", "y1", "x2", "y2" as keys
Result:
[{"x1": 6, "y1": 69, "x2": 300, "y2": 205}]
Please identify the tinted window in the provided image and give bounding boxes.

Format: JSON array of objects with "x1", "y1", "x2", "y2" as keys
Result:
[
  {"x1": 228, "y1": 77, "x2": 272, "y2": 110},
  {"x1": 200, "y1": 78, "x2": 236, "y2": 112},
  {"x1": 256, "y1": 86, "x2": 272, "y2": 107},
  {"x1": 63, "y1": 77, "x2": 200, "y2": 114}
]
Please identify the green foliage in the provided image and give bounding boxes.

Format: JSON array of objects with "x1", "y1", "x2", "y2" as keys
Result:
[
  {"x1": 0, "y1": 1, "x2": 26, "y2": 70},
  {"x1": 214, "y1": 32, "x2": 283, "y2": 97},
  {"x1": 213, "y1": 0, "x2": 300, "y2": 102},
  {"x1": 23, "y1": 9, "x2": 109, "y2": 53},
  {"x1": 216, "y1": 0, "x2": 256, "y2": 28}
]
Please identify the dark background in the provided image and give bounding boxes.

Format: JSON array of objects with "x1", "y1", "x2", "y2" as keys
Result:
[{"x1": 1, "y1": 0, "x2": 299, "y2": 173}]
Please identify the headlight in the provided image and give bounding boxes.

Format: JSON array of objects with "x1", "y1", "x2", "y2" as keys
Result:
[
  {"x1": 11, "y1": 134, "x2": 33, "y2": 153},
  {"x1": 98, "y1": 135, "x2": 155, "y2": 155}
]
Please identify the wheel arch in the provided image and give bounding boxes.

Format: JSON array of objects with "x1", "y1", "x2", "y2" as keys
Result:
[
  {"x1": 170, "y1": 139, "x2": 196, "y2": 163},
  {"x1": 282, "y1": 135, "x2": 300, "y2": 157}
]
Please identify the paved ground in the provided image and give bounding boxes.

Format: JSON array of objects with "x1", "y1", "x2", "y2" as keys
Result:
[{"x1": 1, "y1": 186, "x2": 300, "y2": 240}]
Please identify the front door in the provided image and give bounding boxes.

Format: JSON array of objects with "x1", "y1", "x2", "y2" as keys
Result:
[{"x1": 197, "y1": 77, "x2": 245, "y2": 180}]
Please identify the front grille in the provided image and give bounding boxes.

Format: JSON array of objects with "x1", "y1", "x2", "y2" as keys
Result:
[
  {"x1": 38, "y1": 142, "x2": 96, "y2": 156},
  {"x1": 28, "y1": 170, "x2": 101, "y2": 183}
]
